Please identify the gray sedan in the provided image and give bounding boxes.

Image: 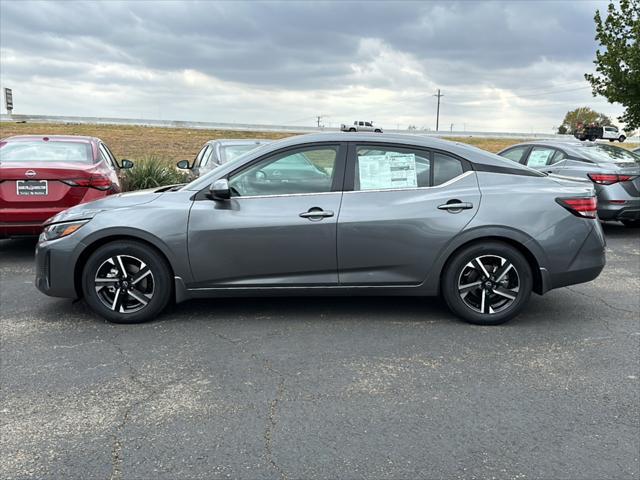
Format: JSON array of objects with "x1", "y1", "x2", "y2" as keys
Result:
[
  {"x1": 498, "y1": 140, "x2": 640, "y2": 227},
  {"x1": 35, "y1": 133, "x2": 605, "y2": 325}
]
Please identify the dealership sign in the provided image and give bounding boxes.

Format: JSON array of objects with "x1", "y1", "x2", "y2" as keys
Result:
[{"x1": 4, "y1": 88, "x2": 13, "y2": 113}]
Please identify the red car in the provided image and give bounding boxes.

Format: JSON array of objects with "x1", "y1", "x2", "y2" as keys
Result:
[{"x1": 0, "y1": 135, "x2": 133, "y2": 238}]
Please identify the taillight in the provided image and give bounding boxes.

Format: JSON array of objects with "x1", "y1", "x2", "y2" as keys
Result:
[
  {"x1": 556, "y1": 196, "x2": 598, "y2": 219},
  {"x1": 61, "y1": 175, "x2": 112, "y2": 190},
  {"x1": 588, "y1": 173, "x2": 637, "y2": 185}
]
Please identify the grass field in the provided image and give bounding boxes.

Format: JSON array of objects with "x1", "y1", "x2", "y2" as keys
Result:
[{"x1": 1, "y1": 122, "x2": 636, "y2": 164}]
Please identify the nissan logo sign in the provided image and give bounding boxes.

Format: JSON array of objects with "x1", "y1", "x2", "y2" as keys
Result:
[{"x1": 25, "y1": 170, "x2": 36, "y2": 178}]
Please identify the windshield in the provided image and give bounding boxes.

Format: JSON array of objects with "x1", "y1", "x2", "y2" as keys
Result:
[
  {"x1": 220, "y1": 144, "x2": 263, "y2": 163},
  {"x1": 0, "y1": 141, "x2": 93, "y2": 163},
  {"x1": 574, "y1": 144, "x2": 640, "y2": 164}
]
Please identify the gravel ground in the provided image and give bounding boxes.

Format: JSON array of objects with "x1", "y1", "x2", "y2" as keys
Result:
[{"x1": 1, "y1": 223, "x2": 638, "y2": 479}]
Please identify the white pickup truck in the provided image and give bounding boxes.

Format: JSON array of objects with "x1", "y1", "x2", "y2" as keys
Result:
[{"x1": 341, "y1": 121, "x2": 383, "y2": 133}]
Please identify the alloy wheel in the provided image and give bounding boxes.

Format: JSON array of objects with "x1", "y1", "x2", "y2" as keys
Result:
[
  {"x1": 457, "y1": 255, "x2": 520, "y2": 314},
  {"x1": 94, "y1": 254, "x2": 155, "y2": 314}
]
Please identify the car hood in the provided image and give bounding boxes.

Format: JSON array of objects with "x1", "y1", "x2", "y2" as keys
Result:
[{"x1": 44, "y1": 187, "x2": 165, "y2": 225}]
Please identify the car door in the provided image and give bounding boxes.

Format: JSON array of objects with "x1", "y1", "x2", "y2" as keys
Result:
[
  {"x1": 523, "y1": 146, "x2": 566, "y2": 175},
  {"x1": 187, "y1": 143, "x2": 347, "y2": 287},
  {"x1": 337, "y1": 143, "x2": 481, "y2": 285}
]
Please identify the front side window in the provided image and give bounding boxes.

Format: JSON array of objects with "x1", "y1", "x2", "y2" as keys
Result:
[
  {"x1": 195, "y1": 145, "x2": 210, "y2": 167},
  {"x1": 526, "y1": 147, "x2": 556, "y2": 167},
  {"x1": 500, "y1": 146, "x2": 528, "y2": 163},
  {"x1": 229, "y1": 146, "x2": 337, "y2": 197},
  {"x1": 99, "y1": 144, "x2": 116, "y2": 170},
  {"x1": 200, "y1": 147, "x2": 215, "y2": 168},
  {"x1": 365, "y1": 122, "x2": 372, "y2": 127}
]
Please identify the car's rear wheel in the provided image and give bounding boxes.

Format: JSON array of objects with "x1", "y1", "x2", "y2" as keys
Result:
[
  {"x1": 81, "y1": 240, "x2": 172, "y2": 323},
  {"x1": 374, "y1": 129, "x2": 382, "y2": 133},
  {"x1": 441, "y1": 241, "x2": 532, "y2": 325}
]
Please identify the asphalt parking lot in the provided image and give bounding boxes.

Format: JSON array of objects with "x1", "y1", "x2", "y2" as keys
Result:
[{"x1": 1, "y1": 224, "x2": 638, "y2": 480}]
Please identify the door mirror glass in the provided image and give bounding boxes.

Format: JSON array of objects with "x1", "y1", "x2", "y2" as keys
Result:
[
  {"x1": 209, "y1": 179, "x2": 231, "y2": 200},
  {"x1": 176, "y1": 160, "x2": 192, "y2": 170},
  {"x1": 120, "y1": 159, "x2": 134, "y2": 169}
]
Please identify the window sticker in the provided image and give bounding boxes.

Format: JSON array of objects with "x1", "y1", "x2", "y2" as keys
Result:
[
  {"x1": 358, "y1": 152, "x2": 418, "y2": 190},
  {"x1": 527, "y1": 150, "x2": 553, "y2": 167}
]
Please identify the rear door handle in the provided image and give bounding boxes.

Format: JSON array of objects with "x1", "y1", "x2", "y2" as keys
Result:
[
  {"x1": 438, "y1": 202, "x2": 473, "y2": 211},
  {"x1": 299, "y1": 208, "x2": 334, "y2": 220}
]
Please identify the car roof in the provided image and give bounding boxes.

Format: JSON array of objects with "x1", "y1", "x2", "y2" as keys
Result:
[
  {"x1": 206, "y1": 139, "x2": 272, "y2": 146},
  {"x1": 1, "y1": 134, "x2": 100, "y2": 144}
]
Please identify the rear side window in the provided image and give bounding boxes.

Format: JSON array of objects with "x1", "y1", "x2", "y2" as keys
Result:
[
  {"x1": 0, "y1": 141, "x2": 92, "y2": 163},
  {"x1": 500, "y1": 146, "x2": 528, "y2": 163},
  {"x1": 355, "y1": 145, "x2": 430, "y2": 191},
  {"x1": 526, "y1": 147, "x2": 556, "y2": 167},
  {"x1": 433, "y1": 152, "x2": 464, "y2": 185}
]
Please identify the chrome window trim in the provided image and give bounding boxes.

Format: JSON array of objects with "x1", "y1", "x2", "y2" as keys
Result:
[
  {"x1": 344, "y1": 170, "x2": 474, "y2": 194},
  {"x1": 233, "y1": 191, "x2": 341, "y2": 200}
]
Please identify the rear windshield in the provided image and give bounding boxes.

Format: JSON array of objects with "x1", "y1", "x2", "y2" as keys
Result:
[
  {"x1": 0, "y1": 141, "x2": 93, "y2": 163},
  {"x1": 574, "y1": 145, "x2": 640, "y2": 164}
]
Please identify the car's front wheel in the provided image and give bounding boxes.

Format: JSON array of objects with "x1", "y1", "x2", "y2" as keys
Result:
[
  {"x1": 81, "y1": 240, "x2": 172, "y2": 323},
  {"x1": 441, "y1": 241, "x2": 532, "y2": 325},
  {"x1": 619, "y1": 135, "x2": 626, "y2": 142}
]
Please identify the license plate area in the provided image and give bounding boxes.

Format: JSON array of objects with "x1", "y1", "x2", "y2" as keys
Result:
[{"x1": 17, "y1": 180, "x2": 48, "y2": 196}]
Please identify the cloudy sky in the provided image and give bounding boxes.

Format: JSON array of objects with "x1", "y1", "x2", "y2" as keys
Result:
[{"x1": 0, "y1": 0, "x2": 626, "y2": 132}]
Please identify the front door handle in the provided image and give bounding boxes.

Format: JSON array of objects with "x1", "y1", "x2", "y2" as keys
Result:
[
  {"x1": 438, "y1": 201, "x2": 473, "y2": 211},
  {"x1": 299, "y1": 208, "x2": 334, "y2": 220}
]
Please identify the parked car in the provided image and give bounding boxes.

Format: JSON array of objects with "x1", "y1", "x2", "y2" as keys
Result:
[
  {"x1": 177, "y1": 139, "x2": 271, "y2": 179},
  {"x1": 35, "y1": 133, "x2": 605, "y2": 326},
  {"x1": 341, "y1": 121, "x2": 383, "y2": 133},
  {"x1": 498, "y1": 140, "x2": 640, "y2": 227},
  {"x1": 633, "y1": 147, "x2": 640, "y2": 154},
  {"x1": 574, "y1": 124, "x2": 626, "y2": 142},
  {"x1": 0, "y1": 135, "x2": 133, "y2": 238}
]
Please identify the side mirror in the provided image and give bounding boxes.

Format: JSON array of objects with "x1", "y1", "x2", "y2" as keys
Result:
[
  {"x1": 209, "y1": 179, "x2": 230, "y2": 200},
  {"x1": 120, "y1": 159, "x2": 134, "y2": 169},
  {"x1": 176, "y1": 160, "x2": 192, "y2": 170}
]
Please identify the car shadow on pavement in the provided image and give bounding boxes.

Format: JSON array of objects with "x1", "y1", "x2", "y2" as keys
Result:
[
  {"x1": 0, "y1": 238, "x2": 38, "y2": 261},
  {"x1": 601, "y1": 221, "x2": 640, "y2": 237}
]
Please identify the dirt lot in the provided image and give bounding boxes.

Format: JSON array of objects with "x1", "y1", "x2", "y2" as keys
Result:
[{"x1": 5, "y1": 121, "x2": 631, "y2": 163}]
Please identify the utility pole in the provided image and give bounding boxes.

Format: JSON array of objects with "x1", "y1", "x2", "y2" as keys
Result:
[
  {"x1": 433, "y1": 89, "x2": 443, "y2": 131},
  {"x1": 316, "y1": 115, "x2": 324, "y2": 128}
]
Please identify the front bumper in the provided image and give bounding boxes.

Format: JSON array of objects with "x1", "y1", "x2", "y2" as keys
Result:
[{"x1": 35, "y1": 236, "x2": 80, "y2": 299}]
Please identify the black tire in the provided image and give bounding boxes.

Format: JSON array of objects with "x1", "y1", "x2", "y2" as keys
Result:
[
  {"x1": 349, "y1": 128, "x2": 356, "y2": 132},
  {"x1": 609, "y1": 139, "x2": 615, "y2": 142},
  {"x1": 441, "y1": 241, "x2": 533, "y2": 325},
  {"x1": 81, "y1": 240, "x2": 172, "y2": 323},
  {"x1": 619, "y1": 135, "x2": 626, "y2": 143},
  {"x1": 374, "y1": 129, "x2": 382, "y2": 133},
  {"x1": 621, "y1": 219, "x2": 640, "y2": 228}
]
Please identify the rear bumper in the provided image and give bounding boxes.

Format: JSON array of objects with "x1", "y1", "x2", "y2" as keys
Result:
[
  {"x1": 545, "y1": 221, "x2": 606, "y2": 291},
  {"x1": 597, "y1": 190, "x2": 640, "y2": 221},
  {"x1": 0, "y1": 207, "x2": 68, "y2": 237}
]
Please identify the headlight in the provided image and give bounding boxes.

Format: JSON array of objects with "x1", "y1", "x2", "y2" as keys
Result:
[{"x1": 42, "y1": 220, "x2": 89, "y2": 241}]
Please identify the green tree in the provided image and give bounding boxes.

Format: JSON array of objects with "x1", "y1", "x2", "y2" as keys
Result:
[
  {"x1": 559, "y1": 107, "x2": 613, "y2": 134},
  {"x1": 585, "y1": 0, "x2": 640, "y2": 131}
]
